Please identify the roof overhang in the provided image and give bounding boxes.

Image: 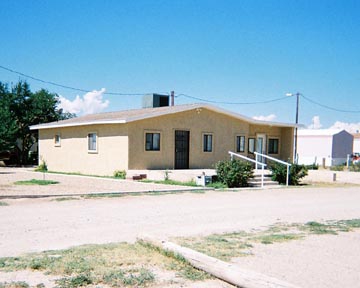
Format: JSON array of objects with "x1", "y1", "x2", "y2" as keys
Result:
[
  {"x1": 30, "y1": 119, "x2": 126, "y2": 130},
  {"x1": 29, "y1": 103, "x2": 300, "y2": 130}
]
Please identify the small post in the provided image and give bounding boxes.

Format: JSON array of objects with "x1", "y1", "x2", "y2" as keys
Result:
[
  {"x1": 261, "y1": 164, "x2": 264, "y2": 188},
  {"x1": 286, "y1": 165, "x2": 289, "y2": 186},
  {"x1": 171, "y1": 91, "x2": 175, "y2": 106},
  {"x1": 333, "y1": 173, "x2": 337, "y2": 182}
]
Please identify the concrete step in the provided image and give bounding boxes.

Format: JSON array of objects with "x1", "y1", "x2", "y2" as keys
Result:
[{"x1": 249, "y1": 173, "x2": 281, "y2": 188}]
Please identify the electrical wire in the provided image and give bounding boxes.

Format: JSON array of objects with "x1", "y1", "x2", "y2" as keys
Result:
[
  {"x1": 0, "y1": 64, "x2": 157, "y2": 96},
  {"x1": 300, "y1": 94, "x2": 360, "y2": 113},
  {"x1": 176, "y1": 93, "x2": 291, "y2": 105},
  {"x1": 2, "y1": 64, "x2": 360, "y2": 112}
]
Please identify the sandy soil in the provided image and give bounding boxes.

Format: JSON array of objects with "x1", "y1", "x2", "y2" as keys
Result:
[
  {"x1": 1, "y1": 167, "x2": 360, "y2": 287},
  {"x1": 0, "y1": 167, "x2": 205, "y2": 197},
  {"x1": 233, "y1": 232, "x2": 360, "y2": 288}
]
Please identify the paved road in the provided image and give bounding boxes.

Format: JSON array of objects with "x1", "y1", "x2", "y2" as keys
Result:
[{"x1": 1, "y1": 186, "x2": 360, "y2": 257}]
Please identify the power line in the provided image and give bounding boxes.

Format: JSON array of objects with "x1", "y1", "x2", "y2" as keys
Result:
[
  {"x1": 2, "y1": 64, "x2": 360, "y2": 112},
  {"x1": 0, "y1": 64, "x2": 154, "y2": 96},
  {"x1": 301, "y1": 94, "x2": 360, "y2": 113},
  {"x1": 176, "y1": 93, "x2": 291, "y2": 105}
]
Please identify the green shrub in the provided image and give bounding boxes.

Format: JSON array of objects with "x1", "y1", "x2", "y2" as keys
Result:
[
  {"x1": 113, "y1": 170, "x2": 126, "y2": 179},
  {"x1": 35, "y1": 160, "x2": 48, "y2": 172},
  {"x1": 269, "y1": 162, "x2": 308, "y2": 185},
  {"x1": 330, "y1": 165, "x2": 345, "y2": 171},
  {"x1": 215, "y1": 159, "x2": 253, "y2": 188},
  {"x1": 349, "y1": 162, "x2": 360, "y2": 172},
  {"x1": 305, "y1": 163, "x2": 319, "y2": 170}
]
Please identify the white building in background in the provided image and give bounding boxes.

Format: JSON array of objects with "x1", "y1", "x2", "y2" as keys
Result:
[
  {"x1": 297, "y1": 129, "x2": 353, "y2": 167},
  {"x1": 353, "y1": 133, "x2": 360, "y2": 153}
]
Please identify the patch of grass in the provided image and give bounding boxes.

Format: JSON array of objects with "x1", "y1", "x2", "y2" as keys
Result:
[
  {"x1": 138, "y1": 240, "x2": 211, "y2": 281},
  {"x1": 176, "y1": 219, "x2": 360, "y2": 261},
  {"x1": 141, "y1": 179, "x2": 198, "y2": 187},
  {"x1": 55, "y1": 273, "x2": 93, "y2": 288},
  {"x1": 14, "y1": 179, "x2": 59, "y2": 186},
  {"x1": 102, "y1": 268, "x2": 155, "y2": 286},
  {"x1": 206, "y1": 182, "x2": 227, "y2": 189},
  {"x1": 0, "y1": 282, "x2": 30, "y2": 288},
  {"x1": 52, "y1": 197, "x2": 79, "y2": 202},
  {"x1": 176, "y1": 232, "x2": 255, "y2": 261},
  {"x1": 0, "y1": 241, "x2": 210, "y2": 287},
  {"x1": 330, "y1": 165, "x2": 345, "y2": 171},
  {"x1": 339, "y1": 219, "x2": 360, "y2": 228},
  {"x1": 255, "y1": 233, "x2": 302, "y2": 244},
  {"x1": 0, "y1": 201, "x2": 9, "y2": 206},
  {"x1": 302, "y1": 221, "x2": 339, "y2": 235}
]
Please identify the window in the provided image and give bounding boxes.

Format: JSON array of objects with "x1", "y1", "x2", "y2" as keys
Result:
[
  {"x1": 203, "y1": 134, "x2": 213, "y2": 152},
  {"x1": 88, "y1": 133, "x2": 97, "y2": 152},
  {"x1": 268, "y1": 138, "x2": 279, "y2": 154},
  {"x1": 54, "y1": 134, "x2": 61, "y2": 146},
  {"x1": 145, "y1": 133, "x2": 160, "y2": 151},
  {"x1": 248, "y1": 138, "x2": 255, "y2": 153},
  {"x1": 236, "y1": 136, "x2": 245, "y2": 153}
]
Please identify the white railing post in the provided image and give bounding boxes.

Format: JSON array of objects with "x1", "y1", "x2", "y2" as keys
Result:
[
  {"x1": 255, "y1": 153, "x2": 258, "y2": 170},
  {"x1": 261, "y1": 164, "x2": 264, "y2": 188},
  {"x1": 254, "y1": 151, "x2": 291, "y2": 187}
]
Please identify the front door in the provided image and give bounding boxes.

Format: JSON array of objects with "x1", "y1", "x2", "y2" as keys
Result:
[
  {"x1": 256, "y1": 134, "x2": 266, "y2": 163},
  {"x1": 175, "y1": 130, "x2": 190, "y2": 169}
]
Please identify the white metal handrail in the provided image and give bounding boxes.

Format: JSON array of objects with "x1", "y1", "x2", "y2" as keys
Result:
[
  {"x1": 254, "y1": 152, "x2": 291, "y2": 186},
  {"x1": 228, "y1": 151, "x2": 266, "y2": 188}
]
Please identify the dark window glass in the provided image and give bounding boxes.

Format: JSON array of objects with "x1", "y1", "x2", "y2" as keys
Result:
[
  {"x1": 236, "y1": 136, "x2": 245, "y2": 152},
  {"x1": 88, "y1": 133, "x2": 97, "y2": 151},
  {"x1": 203, "y1": 134, "x2": 213, "y2": 152},
  {"x1": 248, "y1": 138, "x2": 255, "y2": 153},
  {"x1": 268, "y1": 138, "x2": 279, "y2": 154},
  {"x1": 145, "y1": 133, "x2": 160, "y2": 151}
]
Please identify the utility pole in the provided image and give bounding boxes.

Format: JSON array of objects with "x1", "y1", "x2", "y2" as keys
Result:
[
  {"x1": 286, "y1": 92, "x2": 300, "y2": 163},
  {"x1": 294, "y1": 92, "x2": 300, "y2": 163}
]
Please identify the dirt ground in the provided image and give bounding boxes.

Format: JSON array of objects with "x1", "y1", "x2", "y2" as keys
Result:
[{"x1": 1, "y1": 167, "x2": 360, "y2": 287}]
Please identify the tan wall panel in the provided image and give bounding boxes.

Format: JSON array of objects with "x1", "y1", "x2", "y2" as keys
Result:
[
  {"x1": 128, "y1": 108, "x2": 252, "y2": 169},
  {"x1": 39, "y1": 124, "x2": 128, "y2": 176}
]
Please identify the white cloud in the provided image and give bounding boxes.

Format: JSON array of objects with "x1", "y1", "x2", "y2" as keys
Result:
[
  {"x1": 308, "y1": 115, "x2": 322, "y2": 129},
  {"x1": 252, "y1": 114, "x2": 277, "y2": 121},
  {"x1": 58, "y1": 88, "x2": 109, "y2": 115},
  {"x1": 329, "y1": 121, "x2": 360, "y2": 133}
]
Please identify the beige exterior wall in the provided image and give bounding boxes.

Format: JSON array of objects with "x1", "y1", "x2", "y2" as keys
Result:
[
  {"x1": 39, "y1": 124, "x2": 129, "y2": 175},
  {"x1": 128, "y1": 108, "x2": 294, "y2": 169},
  {"x1": 280, "y1": 127, "x2": 294, "y2": 161},
  {"x1": 37, "y1": 107, "x2": 294, "y2": 174}
]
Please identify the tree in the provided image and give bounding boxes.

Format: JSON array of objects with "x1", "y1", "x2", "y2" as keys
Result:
[
  {"x1": 0, "y1": 82, "x2": 17, "y2": 151},
  {"x1": 0, "y1": 81, "x2": 75, "y2": 165}
]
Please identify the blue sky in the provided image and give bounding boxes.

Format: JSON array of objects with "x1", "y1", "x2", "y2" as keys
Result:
[{"x1": 1, "y1": 0, "x2": 359, "y2": 131}]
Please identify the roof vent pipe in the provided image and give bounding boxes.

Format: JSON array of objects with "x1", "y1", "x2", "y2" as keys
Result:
[{"x1": 171, "y1": 91, "x2": 175, "y2": 106}]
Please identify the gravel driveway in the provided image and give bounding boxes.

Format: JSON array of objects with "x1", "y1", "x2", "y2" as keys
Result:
[{"x1": 0, "y1": 167, "x2": 204, "y2": 197}]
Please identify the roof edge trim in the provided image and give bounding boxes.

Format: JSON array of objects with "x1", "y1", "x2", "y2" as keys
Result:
[{"x1": 30, "y1": 120, "x2": 127, "y2": 130}]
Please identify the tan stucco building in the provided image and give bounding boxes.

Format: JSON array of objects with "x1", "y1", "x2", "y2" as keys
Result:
[{"x1": 31, "y1": 103, "x2": 295, "y2": 176}]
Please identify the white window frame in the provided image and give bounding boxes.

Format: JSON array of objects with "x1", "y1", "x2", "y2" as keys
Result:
[
  {"x1": 54, "y1": 134, "x2": 61, "y2": 147},
  {"x1": 87, "y1": 132, "x2": 98, "y2": 153}
]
